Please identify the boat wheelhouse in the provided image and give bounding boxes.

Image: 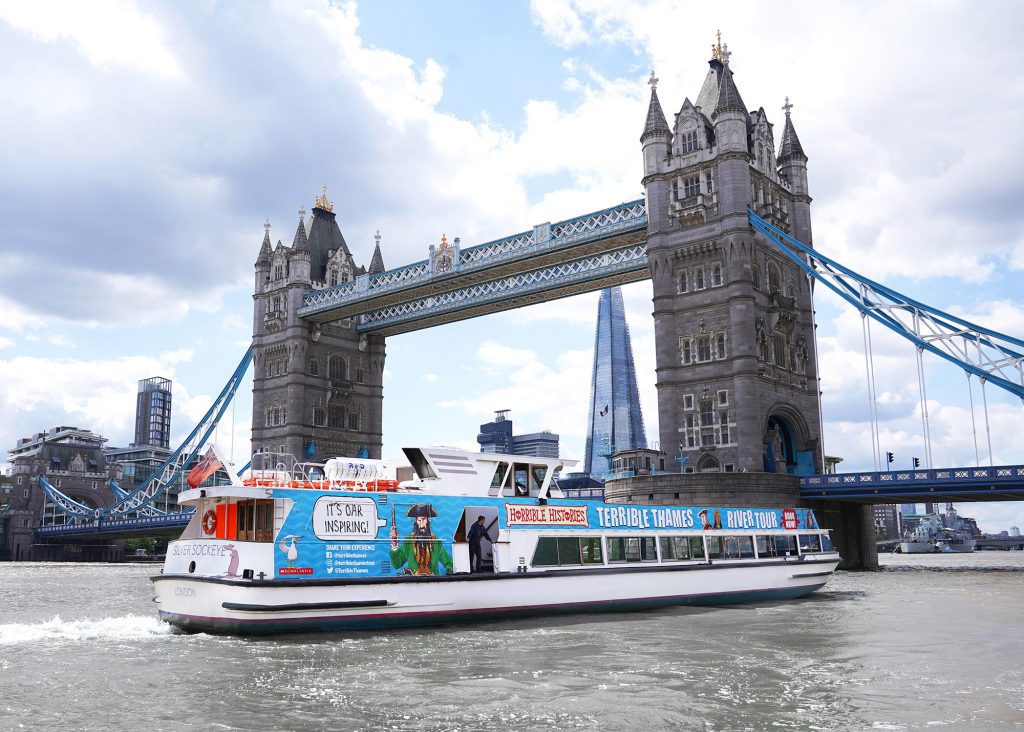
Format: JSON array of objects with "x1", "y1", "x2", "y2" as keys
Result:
[{"x1": 152, "y1": 446, "x2": 840, "y2": 635}]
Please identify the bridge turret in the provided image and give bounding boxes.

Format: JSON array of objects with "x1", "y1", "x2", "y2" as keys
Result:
[
  {"x1": 710, "y1": 50, "x2": 751, "y2": 218},
  {"x1": 254, "y1": 220, "x2": 272, "y2": 294},
  {"x1": 288, "y1": 207, "x2": 312, "y2": 285},
  {"x1": 776, "y1": 99, "x2": 812, "y2": 246},
  {"x1": 640, "y1": 70, "x2": 672, "y2": 239}
]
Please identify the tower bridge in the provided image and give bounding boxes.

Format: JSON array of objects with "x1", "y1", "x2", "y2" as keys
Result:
[{"x1": 18, "y1": 39, "x2": 1024, "y2": 569}]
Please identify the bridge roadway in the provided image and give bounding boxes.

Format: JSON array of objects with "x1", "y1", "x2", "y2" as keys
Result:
[
  {"x1": 297, "y1": 199, "x2": 649, "y2": 336},
  {"x1": 800, "y1": 464, "x2": 1024, "y2": 503}
]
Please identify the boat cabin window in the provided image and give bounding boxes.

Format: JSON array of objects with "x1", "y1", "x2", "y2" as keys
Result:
[
  {"x1": 490, "y1": 462, "x2": 510, "y2": 492},
  {"x1": 774, "y1": 535, "x2": 798, "y2": 556},
  {"x1": 820, "y1": 533, "x2": 834, "y2": 552},
  {"x1": 659, "y1": 536, "x2": 703, "y2": 561},
  {"x1": 507, "y1": 462, "x2": 548, "y2": 496},
  {"x1": 720, "y1": 536, "x2": 755, "y2": 559},
  {"x1": 798, "y1": 534, "x2": 822, "y2": 554},
  {"x1": 532, "y1": 536, "x2": 603, "y2": 567},
  {"x1": 236, "y1": 499, "x2": 274, "y2": 542},
  {"x1": 607, "y1": 536, "x2": 657, "y2": 563}
]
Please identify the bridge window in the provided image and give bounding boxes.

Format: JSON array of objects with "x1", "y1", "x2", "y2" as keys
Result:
[
  {"x1": 752, "y1": 265, "x2": 762, "y2": 289},
  {"x1": 712, "y1": 264, "x2": 722, "y2": 287},
  {"x1": 697, "y1": 335, "x2": 711, "y2": 362},
  {"x1": 773, "y1": 334, "x2": 787, "y2": 368},
  {"x1": 695, "y1": 266, "x2": 706, "y2": 290},
  {"x1": 717, "y1": 390, "x2": 728, "y2": 405},
  {"x1": 680, "y1": 130, "x2": 699, "y2": 153},
  {"x1": 768, "y1": 263, "x2": 782, "y2": 293},
  {"x1": 309, "y1": 359, "x2": 319, "y2": 376},
  {"x1": 683, "y1": 175, "x2": 700, "y2": 198},
  {"x1": 715, "y1": 333, "x2": 726, "y2": 359},
  {"x1": 328, "y1": 406, "x2": 344, "y2": 429},
  {"x1": 329, "y1": 355, "x2": 348, "y2": 381},
  {"x1": 274, "y1": 264, "x2": 283, "y2": 280},
  {"x1": 329, "y1": 269, "x2": 338, "y2": 287},
  {"x1": 680, "y1": 337, "x2": 692, "y2": 365},
  {"x1": 678, "y1": 270, "x2": 688, "y2": 293},
  {"x1": 347, "y1": 412, "x2": 360, "y2": 431},
  {"x1": 684, "y1": 394, "x2": 694, "y2": 410},
  {"x1": 313, "y1": 408, "x2": 325, "y2": 427},
  {"x1": 719, "y1": 414, "x2": 730, "y2": 445},
  {"x1": 356, "y1": 368, "x2": 365, "y2": 383},
  {"x1": 704, "y1": 171, "x2": 714, "y2": 194}
]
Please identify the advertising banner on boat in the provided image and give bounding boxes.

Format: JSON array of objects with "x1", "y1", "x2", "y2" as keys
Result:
[{"x1": 271, "y1": 489, "x2": 820, "y2": 580}]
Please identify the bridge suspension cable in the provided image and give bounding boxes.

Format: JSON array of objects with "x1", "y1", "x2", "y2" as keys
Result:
[
  {"x1": 749, "y1": 210, "x2": 1024, "y2": 402},
  {"x1": 40, "y1": 348, "x2": 253, "y2": 520}
]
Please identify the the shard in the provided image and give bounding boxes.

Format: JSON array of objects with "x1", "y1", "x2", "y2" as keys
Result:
[{"x1": 583, "y1": 287, "x2": 647, "y2": 480}]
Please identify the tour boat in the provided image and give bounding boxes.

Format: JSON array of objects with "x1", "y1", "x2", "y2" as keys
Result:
[{"x1": 152, "y1": 446, "x2": 841, "y2": 635}]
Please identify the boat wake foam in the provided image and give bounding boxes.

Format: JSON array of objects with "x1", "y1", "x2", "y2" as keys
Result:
[{"x1": 0, "y1": 614, "x2": 172, "y2": 645}]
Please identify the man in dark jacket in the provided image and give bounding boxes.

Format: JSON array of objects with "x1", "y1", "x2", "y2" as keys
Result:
[{"x1": 467, "y1": 515, "x2": 491, "y2": 573}]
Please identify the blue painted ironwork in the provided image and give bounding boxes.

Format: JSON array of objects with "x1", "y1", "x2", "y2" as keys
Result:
[
  {"x1": 41, "y1": 348, "x2": 253, "y2": 520},
  {"x1": 800, "y1": 465, "x2": 1024, "y2": 502},
  {"x1": 109, "y1": 480, "x2": 166, "y2": 516},
  {"x1": 35, "y1": 511, "x2": 192, "y2": 538},
  {"x1": 749, "y1": 209, "x2": 1024, "y2": 400},
  {"x1": 358, "y1": 242, "x2": 649, "y2": 332},
  {"x1": 299, "y1": 199, "x2": 648, "y2": 319}
]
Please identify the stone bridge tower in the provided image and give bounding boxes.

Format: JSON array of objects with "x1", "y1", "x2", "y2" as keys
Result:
[
  {"x1": 251, "y1": 188, "x2": 386, "y2": 463},
  {"x1": 641, "y1": 40, "x2": 822, "y2": 477}
]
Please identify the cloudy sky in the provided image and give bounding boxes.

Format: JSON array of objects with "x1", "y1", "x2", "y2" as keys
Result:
[{"x1": 2, "y1": 0, "x2": 1023, "y2": 531}]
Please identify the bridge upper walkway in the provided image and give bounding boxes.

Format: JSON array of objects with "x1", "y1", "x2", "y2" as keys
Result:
[{"x1": 297, "y1": 199, "x2": 648, "y2": 335}]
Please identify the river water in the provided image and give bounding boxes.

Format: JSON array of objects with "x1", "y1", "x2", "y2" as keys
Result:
[{"x1": 1, "y1": 553, "x2": 1022, "y2": 731}]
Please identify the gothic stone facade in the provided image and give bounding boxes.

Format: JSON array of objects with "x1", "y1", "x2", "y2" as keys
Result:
[
  {"x1": 252, "y1": 192, "x2": 386, "y2": 463},
  {"x1": 641, "y1": 47, "x2": 821, "y2": 475},
  {"x1": 4, "y1": 427, "x2": 118, "y2": 560}
]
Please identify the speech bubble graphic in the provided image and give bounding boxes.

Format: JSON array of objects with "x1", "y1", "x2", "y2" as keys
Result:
[{"x1": 312, "y1": 496, "x2": 387, "y2": 540}]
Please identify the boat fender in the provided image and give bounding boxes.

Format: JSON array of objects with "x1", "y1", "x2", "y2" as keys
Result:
[{"x1": 202, "y1": 509, "x2": 217, "y2": 535}]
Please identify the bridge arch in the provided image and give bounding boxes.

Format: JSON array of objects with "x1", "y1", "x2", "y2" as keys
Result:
[{"x1": 763, "y1": 404, "x2": 812, "y2": 475}]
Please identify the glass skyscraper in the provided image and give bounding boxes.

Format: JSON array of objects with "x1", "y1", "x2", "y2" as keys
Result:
[{"x1": 584, "y1": 287, "x2": 647, "y2": 480}]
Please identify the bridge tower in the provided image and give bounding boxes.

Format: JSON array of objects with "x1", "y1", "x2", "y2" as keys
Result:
[
  {"x1": 642, "y1": 41, "x2": 821, "y2": 477},
  {"x1": 251, "y1": 188, "x2": 386, "y2": 462}
]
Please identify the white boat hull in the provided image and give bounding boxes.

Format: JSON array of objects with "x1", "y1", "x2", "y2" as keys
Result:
[{"x1": 153, "y1": 555, "x2": 839, "y2": 635}]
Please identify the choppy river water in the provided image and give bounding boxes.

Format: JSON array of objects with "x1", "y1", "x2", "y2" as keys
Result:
[{"x1": 1, "y1": 552, "x2": 1023, "y2": 731}]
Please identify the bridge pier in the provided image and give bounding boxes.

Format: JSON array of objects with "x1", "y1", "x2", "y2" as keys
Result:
[
  {"x1": 803, "y1": 500, "x2": 877, "y2": 570},
  {"x1": 607, "y1": 473, "x2": 878, "y2": 570}
]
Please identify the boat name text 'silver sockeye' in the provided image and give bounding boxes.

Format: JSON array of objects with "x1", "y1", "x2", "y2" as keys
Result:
[{"x1": 152, "y1": 446, "x2": 840, "y2": 634}]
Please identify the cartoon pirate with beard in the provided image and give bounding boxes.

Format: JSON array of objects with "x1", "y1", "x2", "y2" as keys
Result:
[{"x1": 389, "y1": 503, "x2": 453, "y2": 576}]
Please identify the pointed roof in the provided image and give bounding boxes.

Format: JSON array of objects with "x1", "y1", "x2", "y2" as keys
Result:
[
  {"x1": 778, "y1": 98, "x2": 807, "y2": 162},
  {"x1": 255, "y1": 219, "x2": 272, "y2": 265},
  {"x1": 695, "y1": 62, "x2": 722, "y2": 114},
  {"x1": 306, "y1": 190, "x2": 351, "y2": 282},
  {"x1": 713, "y1": 65, "x2": 747, "y2": 118},
  {"x1": 641, "y1": 70, "x2": 671, "y2": 142},
  {"x1": 368, "y1": 230, "x2": 385, "y2": 275},
  {"x1": 291, "y1": 211, "x2": 308, "y2": 251}
]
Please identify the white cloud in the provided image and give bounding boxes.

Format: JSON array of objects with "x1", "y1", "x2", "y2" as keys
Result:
[
  {"x1": 0, "y1": 336, "x2": 12, "y2": 349},
  {"x1": 0, "y1": 0, "x2": 183, "y2": 79}
]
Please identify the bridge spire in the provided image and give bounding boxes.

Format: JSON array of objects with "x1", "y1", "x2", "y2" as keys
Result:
[
  {"x1": 368, "y1": 229, "x2": 385, "y2": 275},
  {"x1": 778, "y1": 97, "x2": 807, "y2": 162},
  {"x1": 641, "y1": 68, "x2": 670, "y2": 142},
  {"x1": 256, "y1": 218, "x2": 272, "y2": 265}
]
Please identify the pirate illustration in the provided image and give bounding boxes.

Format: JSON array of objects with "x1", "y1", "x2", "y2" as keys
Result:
[
  {"x1": 699, "y1": 508, "x2": 713, "y2": 531},
  {"x1": 389, "y1": 503, "x2": 453, "y2": 576}
]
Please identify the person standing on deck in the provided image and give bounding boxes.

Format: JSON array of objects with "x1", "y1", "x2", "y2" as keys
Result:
[{"x1": 467, "y1": 515, "x2": 492, "y2": 573}]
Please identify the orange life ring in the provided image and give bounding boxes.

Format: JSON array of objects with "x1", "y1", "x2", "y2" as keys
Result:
[{"x1": 202, "y1": 509, "x2": 217, "y2": 535}]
